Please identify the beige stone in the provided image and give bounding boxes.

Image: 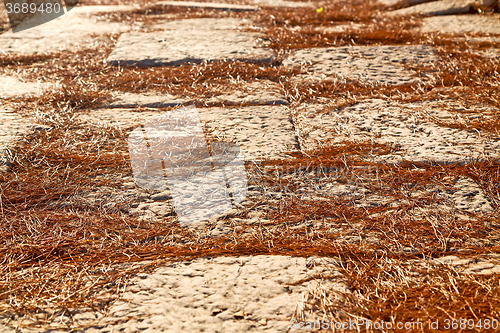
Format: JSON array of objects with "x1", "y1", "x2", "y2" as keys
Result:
[
  {"x1": 389, "y1": 0, "x2": 472, "y2": 16},
  {"x1": 158, "y1": 1, "x2": 258, "y2": 11}
]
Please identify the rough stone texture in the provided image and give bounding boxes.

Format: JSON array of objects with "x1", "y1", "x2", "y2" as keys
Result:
[
  {"x1": 433, "y1": 254, "x2": 500, "y2": 274},
  {"x1": 420, "y1": 14, "x2": 500, "y2": 34},
  {"x1": 159, "y1": 1, "x2": 258, "y2": 11},
  {"x1": 81, "y1": 109, "x2": 165, "y2": 129},
  {"x1": 450, "y1": 177, "x2": 494, "y2": 214},
  {"x1": 2, "y1": 2, "x2": 500, "y2": 331},
  {"x1": 294, "y1": 99, "x2": 500, "y2": 164},
  {"x1": 0, "y1": 107, "x2": 29, "y2": 146},
  {"x1": 389, "y1": 0, "x2": 472, "y2": 16},
  {"x1": 105, "y1": 92, "x2": 186, "y2": 108},
  {"x1": 0, "y1": 107, "x2": 40, "y2": 169},
  {"x1": 0, "y1": 76, "x2": 46, "y2": 171},
  {"x1": 251, "y1": 0, "x2": 314, "y2": 7},
  {"x1": 198, "y1": 105, "x2": 299, "y2": 160},
  {"x1": 0, "y1": 5, "x2": 133, "y2": 54},
  {"x1": 377, "y1": 0, "x2": 437, "y2": 6},
  {"x1": 105, "y1": 81, "x2": 287, "y2": 108},
  {"x1": 82, "y1": 104, "x2": 297, "y2": 161},
  {"x1": 283, "y1": 45, "x2": 439, "y2": 86},
  {"x1": 107, "y1": 18, "x2": 274, "y2": 66},
  {"x1": 0, "y1": 75, "x2": 48, "y2": 98},
  {"x1": 1, "y1": 256, "x2": 347, "y2": 333}
]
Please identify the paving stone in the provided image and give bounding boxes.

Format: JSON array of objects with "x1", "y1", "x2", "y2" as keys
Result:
[
  {"x1": 80, "y1": 109, "x2": 160, "y2": 129},
  {"x1": 420, "y1": 14, "x2": 500, "y2": 34},
  {"x1": 107, "y1": 18, "x2": 274, "y2": 66},
  {"x1": 467, "y1": 262, "x2": 495, "y2": 271},
  {"x1": 377, "y1": 0, "x2": 436, "y2": 6},
  {"x1": 389, "y1": 0, "x2": 472, "y2": 16},
  {"x1": 433, "y1": 255, "x2": 461, "y2": 264},
  {"x1": 293, "y1": 99, "x2": 500, "y2": 164},
  {"x1": 159, "y1": 1, "x2": 258, "y2": 11},
  {"x1": 283, "y1": 45, "x2": 438, "y2": 86},
  {"x1": 476, "y1": 265, "x2": 500, "y2": 275},
  {"x1": 0, "y1": 106, "x2": 33, "y2": 147},
  {"x1": 0, "y1": 75, "x2": 48, "y2": 98},
  {"x1": 198, "y1": 105, "x2": 299, "y2": 160},
  {"x1": 251, "y1": 0, "x2": 314, "y2": 7},
  {"x1": 85, "y1": 105, "x2": 297, "y2": 160},
  {"x1": 73, "y1": 256, "x2": 347, "y2": 333},
  {"x1": 105, "y1": 81, "x2": 287, "y2": 108},
  {"x1": 0, "y1": 6, "x2": 132, "y2": 54},
  {"x1": 0, "y1": 106, "x2": 41, "y2": 172},
  {"x1": 450, "y1": 176, "x2": 493, "y2": 214}
]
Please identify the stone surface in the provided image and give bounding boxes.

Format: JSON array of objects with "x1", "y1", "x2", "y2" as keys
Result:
[
  {"x1": 450, "y1": 176, "x2": 494, "y2": 214},
  {"x1": 2, "y1": 256, "x2": 347, "y2": 333},
  {"x1": 0, "y1": 107, "x2": 31, "y2": 144},
  {"x1": 107, "y1": 18, "x2": 274, "y2": 66},
  {"x1": 105, "y1": 81, "x2": 287, "y2": 108},
  {"x1": 0, "y1": 5, "x2": 132, "y2": 54},
  {"x1": 3, "y1": 1, "x2": 500, "y2": 331},
  {"x1": 198, "y1": 105, "x2": 299, "y2": 160},
  {"x1": 377, "y1": 0, "x2": 437, "y2": 6},
  {"x1": 0, "y1": 107, "x2": 40, "y2": 169},
  {"x1": 420, "y1": 14, "x2": 500, "y2": 34},
  {"x1": 389, "y1": 0, "x2": 472, "y2": 16},
  {"x1": 83, "y1": 104, "x2": 297, "y2": 160},
  {"x1": 81, "y1": 109, "x2": 161, "y2": 129},
  {"x1": 251, "y1": 0, "x2": 314, "y2": 7},
  {"x1": 159, "y1": 1, "x2": 258, "y2": 11},
  {"x1": 294, "y1": 99, "x2": 500, "y2": 164},
  {"x1": 472, "y1": 0, "x2": 498, "y2": 8},
  {"x1": 283, "y1": 45, "x2": 439, "y2": 86},
  {"x1": 433, "y1": 255, "x2": 500, "y2": 275},
  {"x1": 0, "y1": 75, "x2": 48, "y2": 98}
]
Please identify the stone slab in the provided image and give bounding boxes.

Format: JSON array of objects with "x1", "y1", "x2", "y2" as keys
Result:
[
  {"x1": 294, "y1": 99, "x2": 500, "y2": 164},
  {"x1": 151, "y1": 17, "x2": 252, "y2": 31},
  {"x1": 158, "y1": 1, "x2": 258, "y2": 11},
  {"x1": 69, "y1": 5, "x2": 142, "y2": 13},
  {"x1": 83, "y1": 105, "x2": 298, "y2": 160},
  {"x1": 2, "y1": 256, "x2": 347, "y2": 333},
  {"x1": 451, "y1": 176, "x2": 493, "y2": 214},
  {"x1": 0, "y1": 6, "x2": 131, "y2": 54},
  {"x1": 107, "y1": 18, "x2": 274, "y2": 66},
  {"x1": 198, "y1": 105, "x2": 299, "y2": 160},
  {"x1": 0, "y1": 75, "x2": 48, "y2": 98},
  {"x1": 389, "y1": 0, "x2": 471, "y2": 16},
  {"x1": 420, "y1": 14, "x2": 500, "y2": 34},
  {"x1": 0, "y1": 103, "x2": 41, "y2": 168},
  {"x1": 0, "y1": 107, "x2": 25, "y2": 144},
  {"x1": 251, "y1": 0, "x2": 314, "y2": 7},
  {"x1": 377, "y1": 0, "x2": 437, "y2": 6},
  {"x1": 283, "y1": 45, "x2": 439, "y2": 86},
  {"x1": 105, "y1": 82, "x2": 287, "y2": 108}
]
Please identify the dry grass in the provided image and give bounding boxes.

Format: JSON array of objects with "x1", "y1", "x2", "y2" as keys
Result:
[
  {"x1": 1, "y1": 0, "x2": 500, "y2": 331},
  {"x1": 294, "y1": 258, "x2": 500, "y2": 332}
]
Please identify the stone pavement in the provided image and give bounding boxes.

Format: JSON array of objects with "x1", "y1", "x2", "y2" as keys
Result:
[
  {"x1": 0, "y1": 5, "x2": 135, "y2": 54},
  {"x1": 107, "y1": 18, "x2": 274, "y2": 66},
  {"x1": 283, "y1": 45, "x2": 438, "y2": 85},
  {"x1": 1, "y1": 0, "x2": 500, "y2": 331},
  {"x1": 294, "y1": 99, "x2": 500, "y2": 164}
]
